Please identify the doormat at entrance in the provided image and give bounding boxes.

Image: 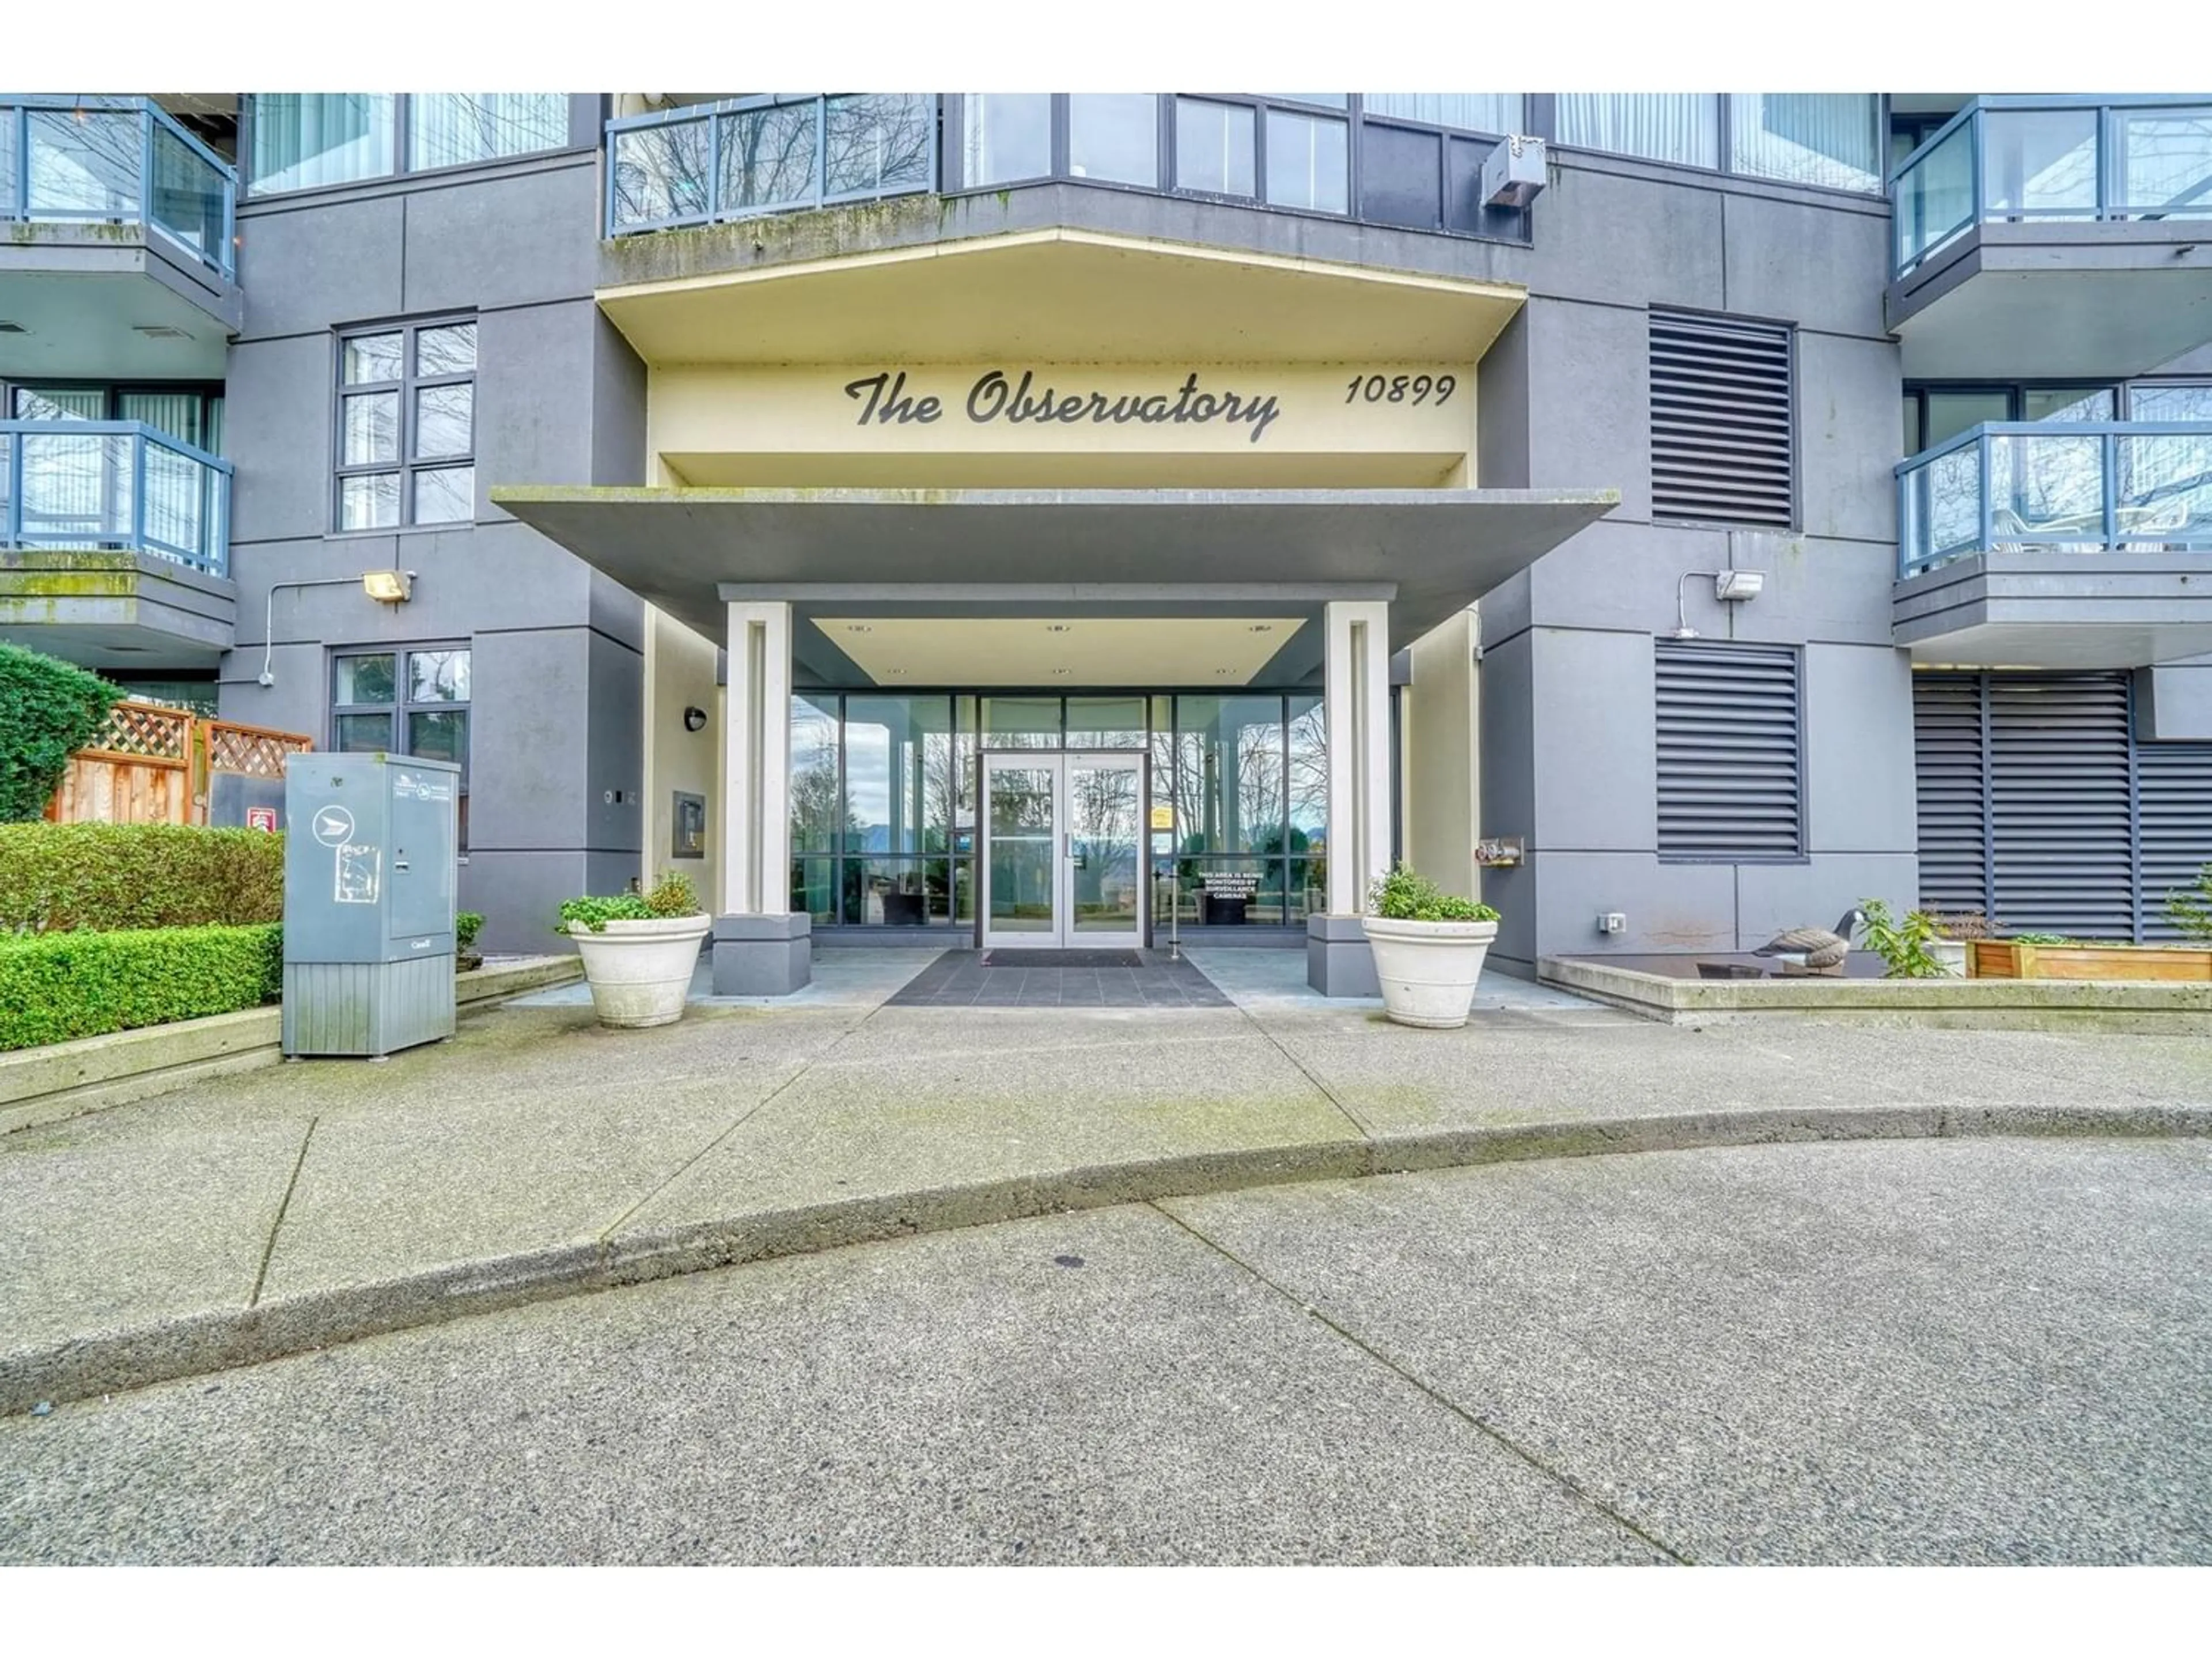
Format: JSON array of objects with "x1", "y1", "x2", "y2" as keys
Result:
[{"x1": 980, "y1": 949, "x2": 1145, "y2": 968}]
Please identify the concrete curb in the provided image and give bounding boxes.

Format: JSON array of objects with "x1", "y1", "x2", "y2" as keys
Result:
[{"x1": 5, "y1": 1100, "x2": 2206, "y2": 1415}]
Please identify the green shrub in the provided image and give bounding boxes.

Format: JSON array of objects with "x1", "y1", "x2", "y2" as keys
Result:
[
  {"x1": 2164, "y1": 864, "x2": 2212, "y2": 945},
  {"x1": 1859, "y1": 897, "x2": 1945, "y2": 978},
  {"x1": 0, "y1": 923, "x2": 283, "y2": 1051},
  {"x1": 1367, "y1": 864, "x2": 1501, "y2": 923},
  {"x1": 0, "y1": 645, "x2": 122, "y2": 823},
  {"x1": 0, "y1": 822, "x2": 286, "y2": 933},
  {"x1": 646, "y1": 870, "x2": 701, "y2": 916},
  {"x1": 454, "y1": 911, "x2": 485, "y2": 949}
]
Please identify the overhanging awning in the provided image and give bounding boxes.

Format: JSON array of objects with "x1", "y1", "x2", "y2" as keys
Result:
[{"x1": 491, "y1": 486, "x2": 1619, "y2": 653}]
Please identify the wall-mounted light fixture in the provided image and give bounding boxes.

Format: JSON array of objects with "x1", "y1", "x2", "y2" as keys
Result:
[
  {"x1": 257, "y1": 571, "x2": 421, "y2": 687},
  {"x1": 1671, "y1": 569, "x2": 1765, "y2": 640},
  {"x1": 682, "y1": 706, "x2": 708, "y2": 732},
  {"x1": 362, "y1": 569, "x2": 414, "y2": 604}
]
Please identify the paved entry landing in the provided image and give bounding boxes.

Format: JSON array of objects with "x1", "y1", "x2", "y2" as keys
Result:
[{"x1": 888, "y1": 949, "x2": 1230, "y2": 1007}]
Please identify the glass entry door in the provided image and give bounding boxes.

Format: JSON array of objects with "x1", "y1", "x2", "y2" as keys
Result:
[{"x1": 982, "y1": 752, "x2": 1145, "y2": 949}]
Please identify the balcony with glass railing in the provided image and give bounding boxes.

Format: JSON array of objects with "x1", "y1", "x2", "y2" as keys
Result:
[
  {"x1": 2, "y1": 96, "x2": 237, "y2": 281},
  {"x1": 1887, "y1": 96, "x2": 2212, "y2": 376},
  {"x1": 1898, "y1": 421, "x2": 2212, "y2": 581},
  {"x1": 1, "y1": 420, "x2": 232, "y2": 575}
]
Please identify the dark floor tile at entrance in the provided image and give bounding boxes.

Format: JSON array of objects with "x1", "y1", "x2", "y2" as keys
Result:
[{"x1": 887, "y1": 950, "x2": 1231, "y2": 1008}]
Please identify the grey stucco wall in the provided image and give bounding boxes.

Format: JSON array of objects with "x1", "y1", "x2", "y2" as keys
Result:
[
  {"x1": 219, "y1": 146, "x2": 647, "y2": 954},
  {"x1": 1474, "y1": 152, "x2": 1919, "y2": 967}
]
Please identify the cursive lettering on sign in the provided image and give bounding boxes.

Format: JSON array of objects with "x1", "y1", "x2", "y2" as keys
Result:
[{"x1": 843, "y1": 368, "x2": 1283, "y2": 444}]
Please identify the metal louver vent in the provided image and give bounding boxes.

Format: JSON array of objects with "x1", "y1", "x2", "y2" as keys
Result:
[
  {"x1": 2141, "y1": 741, "x2": 2212, "y2": 941},
  {"x1": 1912, "y1": 671, "x2": 2212, "y2": 941},
  {"x1": 1649, "y1": 310, "x2": 1795, "y2": 529},
  {"x1": 1655, "y1": 639, "x2": 1802, "y2": 861}
]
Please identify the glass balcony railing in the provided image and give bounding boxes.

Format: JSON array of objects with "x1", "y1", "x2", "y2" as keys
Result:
[
  {"x1": 0, "y1": 421, "x2": 233, "y2": 577},
  {"x1": 1892, "y1": 95, "x2": 2212, "y2": 278},
  {"x1": 607, "y1": 94, "x2": 935, "y2": 234},
  {"x1": 1, "y1": 95, "x2": 238, "y2": 280},
  {"x1": 1896, "y1": 421, "x2": 2212, "y2": 578}
]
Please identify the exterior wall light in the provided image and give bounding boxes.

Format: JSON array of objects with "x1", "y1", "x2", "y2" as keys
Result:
[
  {"x1": 1671, "y1": 569, "x2": 1764, "y2": 639},
  {"x1": 683, "y1": 706, "x2": 709, "y2": 732},
  {"x1": 362, "y1": 569, "x2": 414, "y2": 603}
]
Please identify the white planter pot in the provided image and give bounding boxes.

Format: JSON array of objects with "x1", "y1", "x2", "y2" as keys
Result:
[
  {"x1": 1929, "y1": 938, "x2": 1968, "y2": 978},
  {"x1": 567, "y1": 914, "x2": 711, "y2": 1028},
  {"x1": 1363, "y1": 916, "x2": 1499, "y2": 1029}
]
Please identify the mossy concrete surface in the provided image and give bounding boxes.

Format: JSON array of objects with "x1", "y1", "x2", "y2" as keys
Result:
[
  {"x1": 0, "y1": 955, "x2": 581, "y2": 1135},
  {"x1": 1541, "y1": 955, "x2": 2212, "y2": 1029},
  {"x1": 5, "y1": 958, "x2": 2211, "y2": 1416}
]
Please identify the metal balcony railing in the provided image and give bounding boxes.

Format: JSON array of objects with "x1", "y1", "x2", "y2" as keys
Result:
[
  {"x1": 1896, "y1": 421, "x2": 2212, "y2": 578},
  {"x1": 1891, "y1": 94, "x2": 2212, "y2": 279},
  {"x1": 0, "y1": 421, "x2": 233, "y2": 577},
  {"x1": 605, "y1": 94, "x2": 936, "y2": 234},
  {"x1": 1, "y1": 95, "x2": 238, "y2": 281}
]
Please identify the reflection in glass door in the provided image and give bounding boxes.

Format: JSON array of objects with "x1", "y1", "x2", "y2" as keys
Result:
[
  {"x1": 984, "y1": 757, "x2": 1058, "y2": 942},
  {"x1": 982, "y1": 752, "x2": 1145, "y2": 949},
  {"x1": 1068, "y1": 755, "x2": 1141, "y2": 940}
]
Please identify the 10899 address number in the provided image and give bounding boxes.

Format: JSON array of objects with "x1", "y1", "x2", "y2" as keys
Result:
[{"x1": 1344, "y1": 373, "x2": 1456, "y2": 406}]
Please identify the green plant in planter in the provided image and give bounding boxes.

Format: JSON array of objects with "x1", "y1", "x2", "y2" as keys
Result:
[
  {"x1": 454, "y1": 911, "x2": 484, "y2": 950},
  {"x1": 555, "y1": 871, "x2": 706, "y2": 933},
  {"x1": 1368, "y1": 864, "x2": 1500, "y2": 923},
  {"x1": 1858, "y1": 897, "x2": 1945, "y2": 978},
  {"x1": 2009, "y1": 931, "x2": 2067, "y2": 945},
  {"x1": 2164, "y1": 863, "x2": 2212, "y2": 944}
]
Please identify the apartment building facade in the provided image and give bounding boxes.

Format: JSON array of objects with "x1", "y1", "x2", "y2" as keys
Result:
[{"x1": 3, "y1": 92, "x2": 2207, "y2": 984}]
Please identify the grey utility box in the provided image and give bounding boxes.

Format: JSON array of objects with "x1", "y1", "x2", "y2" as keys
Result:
[{"x1": 282, "y1": 752, "x2": 460, "y2": 1058}]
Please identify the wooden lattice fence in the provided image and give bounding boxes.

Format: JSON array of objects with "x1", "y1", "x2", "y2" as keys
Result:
[{"x1": 44, "y1": 702, "x2": 313, "y2": 827}]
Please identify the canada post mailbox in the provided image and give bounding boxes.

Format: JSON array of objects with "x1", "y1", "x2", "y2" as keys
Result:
[{"x1": 282, "y1": 752, "x2": 460, "y2": 1058}]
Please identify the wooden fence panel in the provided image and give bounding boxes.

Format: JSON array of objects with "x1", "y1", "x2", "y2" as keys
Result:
[{"x1": 43, "y1": 702, "x2": 313, "y2": 827}]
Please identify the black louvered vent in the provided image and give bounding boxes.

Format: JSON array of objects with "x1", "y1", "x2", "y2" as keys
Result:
[
  {"x1": 1912, "y1": 674, "x2": 1989, "y2": 916},
  {"x1": 2140, "y1": 742, "x2": 2212, "y2": 941},
  {"x1": 1655, "y1": 639, "x2": 1802, "y2": 861},
  {"x1": 1649, "y1": 311, "x2": 1795, "y2": 528},
  {"x1": 1912, "y1": 671, "x2": 2212, "y2": 941}
]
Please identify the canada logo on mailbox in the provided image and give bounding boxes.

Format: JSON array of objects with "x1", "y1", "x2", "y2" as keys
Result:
[{"x1": 247, "y1": 806, "x2": 278, "y2": 833}]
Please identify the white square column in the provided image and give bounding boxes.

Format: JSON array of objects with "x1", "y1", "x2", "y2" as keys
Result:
[
  {"x1": 1311, "y1": 599, "x2": 1392, "y2": 995},
  {"x1": 714, "y1": 600, "x2": 810, "y2": 993}
]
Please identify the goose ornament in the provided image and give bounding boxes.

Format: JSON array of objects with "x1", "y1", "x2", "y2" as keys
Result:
[{"x1": 1753, "y1": 908, "x2": 1867, "y2": 975}]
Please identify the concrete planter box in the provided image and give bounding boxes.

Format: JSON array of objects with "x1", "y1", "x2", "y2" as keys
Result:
[
  {"x1": 1971, "y1": 941, "x2": 2212, "y2": 982},
  {"x1": 569, "y1": 915, "x2": 711, "y2": 1027},
  {"x1": 1364, "y1": 916, "x2": 1498, "y2": 1029}
]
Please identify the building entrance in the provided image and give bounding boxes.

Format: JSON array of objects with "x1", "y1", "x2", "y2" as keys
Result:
[{"x1": 981, "y1": 751, "x2": 1146, "y2": 950}]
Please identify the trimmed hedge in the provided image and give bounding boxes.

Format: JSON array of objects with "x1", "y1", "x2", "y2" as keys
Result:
[
  {"x1": 0, "y1": 923, "x2": 283, "y2": 1051},
  {"x1": 0, "y1": 822, "x2": 286, "y2": 933},
  {"x1": 0, "y1": 644, "x2": 121, "y2": 822}
]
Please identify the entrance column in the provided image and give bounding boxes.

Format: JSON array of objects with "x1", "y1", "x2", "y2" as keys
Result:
[
  {"x1": 1309, "y1": 599, "x2": 1392, "y2": 995},
  {"x1": 713, "y1": 599, "x2": 810, "y2": 994}
]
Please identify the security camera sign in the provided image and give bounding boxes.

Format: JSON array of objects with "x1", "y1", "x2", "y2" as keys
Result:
[{"x1": 311, "y1": 804, "x2": 355, "y2": 847}]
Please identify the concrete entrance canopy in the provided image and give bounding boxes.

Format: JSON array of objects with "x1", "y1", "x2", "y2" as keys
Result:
[{"x1": 490, "y1": 486, "x2": 1620, "y2": 658}]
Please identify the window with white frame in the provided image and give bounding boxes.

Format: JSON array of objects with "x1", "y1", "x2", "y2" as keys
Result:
[{"x1": 334, "y1": 319, "x2": 476, "y2": 531}]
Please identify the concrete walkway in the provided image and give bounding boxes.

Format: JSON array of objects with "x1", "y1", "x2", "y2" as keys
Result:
[{"x1": 5, "y1": 945, "x2": 2210, "y2": 1414}]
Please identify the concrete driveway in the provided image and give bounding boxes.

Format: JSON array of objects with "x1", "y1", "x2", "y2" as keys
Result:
[{"x1": 3, "y1": 1136, "x2": 2206, "y2": 1565}]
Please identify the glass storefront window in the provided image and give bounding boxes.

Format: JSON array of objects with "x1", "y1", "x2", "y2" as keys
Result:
[
  {"x1": 1065, "y1": 696, "x2": 1147, "y2": 748},
  {"x1": 1286, "y1": 693, "x2": 1328, "y2": 869},
  {"x1": 791, "y1": 858, "x2": 838, "y2": 923},
  {"x1": 790, "y1": 694, "x2": 842, "y2": 855},
  {"x1": 1173, "y1": 695, "x2": 1285, "y2": 855},
  {"x1": 1069, "y1": 94, "x2": 1157, "y2": 187},
  {"x1": 845, "y1": 695, "x2": 956, "y2": 854},
  {"x1": 980, "y1": 695, "x2": 1060, "y2": 749},
  {"x1": 842, "y1": 856, "x2": 953, "y2": 926}
]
